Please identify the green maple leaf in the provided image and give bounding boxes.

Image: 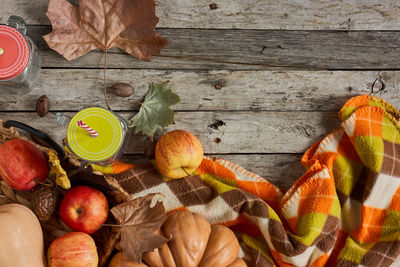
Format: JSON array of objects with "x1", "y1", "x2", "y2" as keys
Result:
[{"x1": 130, "y1": 82, "x2": 180, "y2": 136}]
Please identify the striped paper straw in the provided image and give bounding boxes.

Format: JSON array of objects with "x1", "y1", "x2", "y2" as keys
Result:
[{"x1": 77, "y1": 120, "x2": 98, "y2": 138}]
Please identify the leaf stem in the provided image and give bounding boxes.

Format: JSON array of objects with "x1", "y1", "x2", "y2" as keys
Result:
[
  {"x1": 104, "y1": 49, "x2": 111, "y2": 110},
  {"x1": 103, "y1": 223, "x2": 122, "y2": 227},
  {"x1": 181, "y1": 167, "x2": 191, "y2": 177}
]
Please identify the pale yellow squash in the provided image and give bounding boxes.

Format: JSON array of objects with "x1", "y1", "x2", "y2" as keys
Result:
[{"x1": 0, "y1": 203, "x2": 47, "y2": 267}]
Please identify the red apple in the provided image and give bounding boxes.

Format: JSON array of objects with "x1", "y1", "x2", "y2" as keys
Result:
[
  {"x1": 47, "y1": 232, "x2": 98, "y2": 267},
  {"x1": 59, "y1": 185, "x2": 108, "y2": 234},
  {"x1": 155, "y1": 130, "x2": 204, "y2": 179},
  {"x1": 0, "y1": 138, "x2": 49, "y2": 190}
]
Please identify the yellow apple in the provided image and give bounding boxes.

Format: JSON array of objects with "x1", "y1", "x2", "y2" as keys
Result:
[{"x1": 155, "y1": 130, "x2": 204, "y2": 178}]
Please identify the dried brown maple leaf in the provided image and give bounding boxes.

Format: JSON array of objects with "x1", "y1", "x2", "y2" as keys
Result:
[
  {"x1": 43, "y1": 0, "x2": 167, "y2": 61},
  {"x1": 110, "y1": 194, "x2": 169, "y2": 263},
  {"x1": 43, "y1": 0, "x2": 167, "y2": 109}
]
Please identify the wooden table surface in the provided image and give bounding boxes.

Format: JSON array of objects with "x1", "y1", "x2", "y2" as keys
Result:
[{"x1": 2, "y1": 1, "x2": 400, "y2": 190}]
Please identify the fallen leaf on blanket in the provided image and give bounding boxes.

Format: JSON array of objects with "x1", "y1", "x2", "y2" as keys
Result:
[
  {"x1": 130, "y1": 82, "x2": 180, "y2": 137},
  {"x1": 48, "y1": 149, "x2": 70, "y2": 189},
  {"x1": 43, "y1": 0, "x2": 167, "y2": 61},
  {"x1": 110, "y1": 194, "x2": 169, "y2": 263}
]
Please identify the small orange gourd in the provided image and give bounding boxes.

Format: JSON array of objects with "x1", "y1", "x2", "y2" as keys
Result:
[{"x1": 109, "y1": 252, "x2": 147, "y2": 267}]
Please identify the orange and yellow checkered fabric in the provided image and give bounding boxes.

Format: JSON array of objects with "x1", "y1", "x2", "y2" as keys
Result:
[{"x1": 107, "y1": 95, "x2": 400, "y2": 266}]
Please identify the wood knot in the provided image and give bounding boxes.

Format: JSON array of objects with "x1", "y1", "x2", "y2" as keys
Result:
[
  {"x1": 208, "y1": 120, "x2": 226, "y2": 130},
  {"x1": 214, "y1": 137, "x2": 221, "y2": 144},
  {"x1": 213, "y1": 79, "x2": 225, "y2": 90},
  {"x1": 214, "y1": 83, "x2": 223, "y2": 90},
  {"x1": 209, "y1": 3, "x2": 218, "y2": 10},
  {"x1": 371, "y1": 76, "x2": 385, "y2": 94}
]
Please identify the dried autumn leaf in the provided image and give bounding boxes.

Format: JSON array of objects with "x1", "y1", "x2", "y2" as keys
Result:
[
  {"x1": 48, "y1": 149, "x2": 71, "y2": 189},
  {"x1": 110, "y1": 194, "x2": 169, "y2": 263},
  {"x1": 43, "y1": 0, "x2": 167, "y2": 61},
  {"x1": 130, "y1": 82, "x2": 180, "y2": 137},
  {"x1": 92, "y1": 226, "x2": 121, "y2": 267}
]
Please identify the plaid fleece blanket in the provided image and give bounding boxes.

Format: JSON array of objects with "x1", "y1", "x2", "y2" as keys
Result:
[{"x1": 107, "y1": 95, "x2": 400, "y2": 266}]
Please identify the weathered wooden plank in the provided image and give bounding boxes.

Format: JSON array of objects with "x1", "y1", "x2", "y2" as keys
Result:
[
  {"x1": 121, "y1": 153, "x2": 304, "y2": 191},
  {"x1": 2, "y1": 69, "x2": 398, "y2": 111},
  {"x1": 27, "y1": 27, "x2": 400, "y2": 70},
  {"x1": 2, "y1": 0, "x2": 400, "y2": 30},
  {"x1": 0, "y1": 111, "x2": 340, "y2": 153}
]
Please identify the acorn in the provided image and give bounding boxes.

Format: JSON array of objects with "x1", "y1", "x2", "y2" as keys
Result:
[
  {"x1": 110, "y1": 83, "x2": 135, "y2": 97},
  {"x1": 36, "y1": 95, "x2": 50, "y2": 117}
]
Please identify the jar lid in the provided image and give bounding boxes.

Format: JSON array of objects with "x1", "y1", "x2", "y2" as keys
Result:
[
  {"x1": 66, "y1": 107, "x2": 125, "y2": 162},
  {"x1": 0, "y1": 25, "x2": 30, "y2": 80}
]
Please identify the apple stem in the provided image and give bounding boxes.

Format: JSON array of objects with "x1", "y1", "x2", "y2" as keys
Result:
[
  {"x1": 33, "y1": 179, "x2": 52, "y2": 187},
  {"x1": 181, "y1": 167, "x2": 191, "y2": 177},
  {"x1": 76, "y1": 208, "x2": 83, "y2": 216}
]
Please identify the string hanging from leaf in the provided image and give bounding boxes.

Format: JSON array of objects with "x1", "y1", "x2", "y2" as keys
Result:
[
  {"x1": 104, "y1": 49, "x2": 109, "y2": 109},
  {"x1": 43, "y1": 0, "x2": 168, "y2": 110}
]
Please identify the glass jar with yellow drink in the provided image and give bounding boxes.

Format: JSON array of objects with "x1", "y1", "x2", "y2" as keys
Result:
[{"x1": 57, "y1": 107, "x2": 128, "y2": 166}]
